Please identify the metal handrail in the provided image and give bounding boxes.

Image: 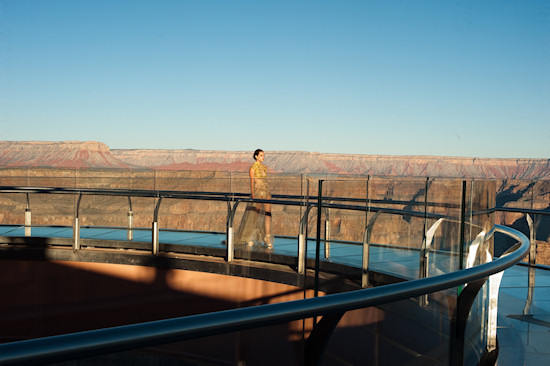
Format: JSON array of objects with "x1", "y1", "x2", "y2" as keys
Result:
[
  {"x1": 6, "y1": 186, "x2": 546, "y2": 220},
  {"x1": 2, "y1": 184, "x2": 542, "y2": 266},
  {"x1": 0, "y1": 225, "x2": 529, "y2": 366}
]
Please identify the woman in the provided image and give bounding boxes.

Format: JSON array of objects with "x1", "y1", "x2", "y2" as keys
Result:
[{"x1": 234, "y1": 149, "x2": 273, "y2": 249}]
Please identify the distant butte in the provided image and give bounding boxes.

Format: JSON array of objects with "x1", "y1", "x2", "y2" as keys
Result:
[{"x1": 1, "y1": 141, "x2": 549, "y2": 179}]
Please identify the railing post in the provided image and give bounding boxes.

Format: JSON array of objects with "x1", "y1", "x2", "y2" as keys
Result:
[
  {"x1": 24, "y1": 193, "x2": 31, "y2": 237},
  {"x1": 226, "y1": 175, "x2": 234, "y2": 263},
  {"x1": 419, "y1": 218, "x2": 444, "y2": 306},
  {"x1": 459, "y1": 180, "x2": 467, "y2": 272},
  {"x1": 450, "y1": 277, "x2": 487, "y2": 366},
  {"x1": 421, "y1": 177, "x2": 429, "y2": 274},
  {"x1": 526, "y1": 214, "x2": 536, "y2": 266},
  {"x1": 524, "y1": 214, "x2": 536, "y2": 316},
  {"x1": 73, "y1": 192, "x2": 82, "y2": 251},
  {"x1": 324, "y1": 207, "x2": 330, "y2": 259},
  {"x1": 487, "y1": 270, "x2": 503, "y2": 353},
  {"x1": 524, "y1": 266, "x2": 535, "y2": 315},
  {"x1": 127, "y1": 196, "x2": 133, "y2": 241},
  {"x1": 314, "y1": 180, "x2": 323, "y2": 298},
  {"x1": 467, "y1": 229, "x2": 502, "y2": 358},
  {"x1": 152, "y1": 197, "x2": 163, "y2": 255},
  {"x1": 226, "y1": 201, "x2": 240, "y2": 263},
  {"x1": 419, "y1": 218, "x2": 444, "y2": 279},
  {"x1": 298, "y1": 206, "x2": 312, "y2": 275},
  {"x1": 152, "y1": 221, "x2": 159, "y2": 254},
  {"x1": 362, "y1": 211, "x2": 381, "y2": 288}
]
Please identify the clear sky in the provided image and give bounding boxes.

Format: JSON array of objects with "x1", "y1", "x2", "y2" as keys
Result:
[{"x1": 0, "y1": 1, "x2": 548, "y2": 158}]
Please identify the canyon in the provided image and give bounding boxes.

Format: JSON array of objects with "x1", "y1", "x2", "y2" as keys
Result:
[
  {"x1": 1, "y1": 141, "x2": 548, "y2": 264},
  {"x1": 1, "y1": 140, "x2": 549, "y2": 179}
]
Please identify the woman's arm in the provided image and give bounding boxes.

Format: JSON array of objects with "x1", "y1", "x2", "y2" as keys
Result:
[{"x1": 249, "y1": 165, "x2": 255, "y2": 198}]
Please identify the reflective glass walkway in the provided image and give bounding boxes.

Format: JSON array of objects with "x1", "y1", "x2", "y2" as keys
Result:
[
  {"x1": 1, "y1": 225, "x2": 548, "y2": 366},
  {"x1": 497, "y1": 265, "x2": 550, "y2": 366}
]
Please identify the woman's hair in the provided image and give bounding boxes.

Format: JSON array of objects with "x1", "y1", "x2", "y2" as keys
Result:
[{"x1": 253, "y1": 149, "x2": 263, "y2": 160}]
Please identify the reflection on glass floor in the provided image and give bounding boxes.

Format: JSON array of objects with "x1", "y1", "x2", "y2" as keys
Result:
[
  {"x1": 497, "y1": 265, "x2": 550, "y2": 366},
  {"x1": 1, "y1": 225, "x2": 548, "y2": 366}
]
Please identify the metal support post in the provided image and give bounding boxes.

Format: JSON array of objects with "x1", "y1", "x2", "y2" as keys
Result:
[
  {"x1": 314, "y1": 180, "x2": 323, "y2": 298},
  {"x1": 226, "y1": 201, "x2": 240, "y2": 263},
  {"x1": 487, "y1": 270, "x2": 503, "y2": 352},
  {"x1": 152, "y1": 221, "x2": 159, "y2": 255},
  {"x1": 419, "y1": 218, "x2": 444, "y2": 279},
  {"x1": 419, "y1": 218, "x2": 444, "y2": 306},
  {"x1": 127, "y1": 196, "x2": 133, "y2": 241},
  {"x1": 24, "y1": 193, "x2": 31, "y2": 236},
  {"x1": 362, "y1": 211, "x2": 381, "y2": 288},
  {"x1": 298, "y1": 206, "x2": 312, "y2": 275},
  {"x1": 24, "y1": 210, "x2": 32, "y2": 237},
  {"x1": 73, "y1": 217, "x2": 80, "y2": 251},
  {"x1": 524, "y1": 266, "x2": 535, "y2": 315},
  {"x1": 458, "y1": 181, "x2": 467, "y2": 272},
  {"x1": 127, "y1": 210, "x2": 134, "y2": 241},
  {"x1": 227, "y1": 226, "x2": 234, "y2": 262},
  {"x1": 152, "y1": 197, "x2": 163, "y2": 255},
  {"x1": 73, "y1": 193, "x2": 82, "y2": 251},
  {"x1": 526, "y1": 214, "x2": 536, "y2": 266},
  {"x1": 324, "y1": 215, "x2": 330, "y2": 259}
]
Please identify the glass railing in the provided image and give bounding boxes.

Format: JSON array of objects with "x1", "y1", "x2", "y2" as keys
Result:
[
  {"x1": 0, "y1": 224, "x2": 528, "y2": 366},
  {"x1": 0, "y1": 176, "x2": 499, "y2": 276},
  {"x1": 0, "y1": 172, "x2": 537, "y2": 365}
]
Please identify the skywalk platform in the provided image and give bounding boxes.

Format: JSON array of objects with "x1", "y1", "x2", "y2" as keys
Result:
[{"x1": 0, "y1": 225, "x2": 548, "y2": 366}]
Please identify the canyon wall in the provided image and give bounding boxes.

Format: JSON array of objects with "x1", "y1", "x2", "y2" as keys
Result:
[
  {"x1": 1, "y1": 141, "x2": 549, "y2": 179},
  {"x1": 1, "y1": 141, "x2": 548, "y2": 264}
]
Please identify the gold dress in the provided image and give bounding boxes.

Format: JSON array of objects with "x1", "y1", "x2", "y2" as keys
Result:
[{"x1": 235, "y1": 161, "x2": 271, "y2": 245}]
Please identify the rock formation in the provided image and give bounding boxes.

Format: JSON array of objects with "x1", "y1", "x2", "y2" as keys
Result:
[
  {"x1": 1, "y1": 140, "x2": 548, "y2": 264},
  {"x1": 0, "y1": 141, "x2": 136, "y2": 169},
  {"x1": 1, "y1": 141, "x2": 549, "y2": 179}
]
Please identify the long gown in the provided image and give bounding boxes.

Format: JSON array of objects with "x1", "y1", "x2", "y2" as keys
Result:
[{"x1": 234, "y1": 161, "x2": 271, "y2": 245}]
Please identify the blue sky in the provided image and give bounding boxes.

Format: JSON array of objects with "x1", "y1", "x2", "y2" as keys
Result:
[{"x1": 1, "y1": 1, "x2": 549, "y2": 158}]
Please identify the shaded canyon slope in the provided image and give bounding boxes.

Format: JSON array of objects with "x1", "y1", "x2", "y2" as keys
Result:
[
  {"x1": 112, "y1": 149, "x2": 550, "y2": 179},
  {"x1": 0, "y1": 141, "x2": 137, "y2": 169},
  {"x1": 1, "y1": 140, "x2": 549, "y2": 179},
  {"x1": 1, "y1": 141, "x2": 549, "y2": 264}
]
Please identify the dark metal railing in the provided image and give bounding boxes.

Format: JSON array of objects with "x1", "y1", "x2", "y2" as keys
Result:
[
  {"x1": 0, "y1": 183, "x2": 543, "y2": 365},
  {"x1": 0, "y1": 225, "x2": 529, "y2": 366},
  {"x1": 0, "y1": 185, "x2": 488, "y2": 283},
  {"x1": 1, "y1": 184, "x2": 546, "y2": 271}
]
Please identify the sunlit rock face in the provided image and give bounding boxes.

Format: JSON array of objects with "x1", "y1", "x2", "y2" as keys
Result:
[
  {"x1": 2, "y1": 141, "x2": 549, "y2": 179},
  {"x1": 0, "y1": 141, "x2": 135, "y2": 169},
  {"x1": 1, "y1": 141, "x2": 549, "y2": 264},
  {"x1": 112, "y1": 148, "x2": 550, "y2": 179}
]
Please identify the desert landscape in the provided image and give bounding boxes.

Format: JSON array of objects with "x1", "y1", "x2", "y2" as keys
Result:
[
  {"x1": 1, "y1": 141, "x2": 549, "y2": 264},
  {"x1": 1, "y1": 140, "x2": 550, "y2": 178}
]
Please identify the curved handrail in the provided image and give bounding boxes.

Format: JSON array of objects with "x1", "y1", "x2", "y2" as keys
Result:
[
  {"x1": 0, "y1": 186, "x2": 451, "y2": 222},
  {"x1": 0, "y1": 184, "x2": 530, "y2": 265},
  {"x1": 0, "y1": 225, "x2": 529, "y2": 366},
  {"x1": 2, "y1": 185, "x2": 549, "y2": 217}
]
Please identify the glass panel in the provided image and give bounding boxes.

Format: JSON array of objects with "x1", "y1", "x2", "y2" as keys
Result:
[
  {"x1": 52, "y1": 321, "x2": 309, "y2": 366},
  {"x1": 463, "y1": 179, "x2": 497, "y2": 366},
  {"x1": 425, "y1": 179, "x2": 462, "y2": 276},
  {"x1": 157, "y1": 197, "x2": 227, "y2": 233},
  {"x1": 464, "y1": 280, "x2": 490, "y2": 366},
  {"x1": 495, "y1": 179, "x2": 533, "y2": 259},
  {"x1": 532, "y1": 180, "x2": 550, "y2": 266},
  {"x1": 0, "y1": 169, "x2": 506, "y2": 365},
  {"x1": 368, "y1": 177, "x2": 427, "y2": 280},
  {"x1": 324, "y1": 293, "x2": 454, "y2": 366},
  {"x1": 315, "y1": 179, "x2": 367, "y2": 274},
  {"x1": 0, "y1": 192, "x2": 29, "y2": 226}
]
